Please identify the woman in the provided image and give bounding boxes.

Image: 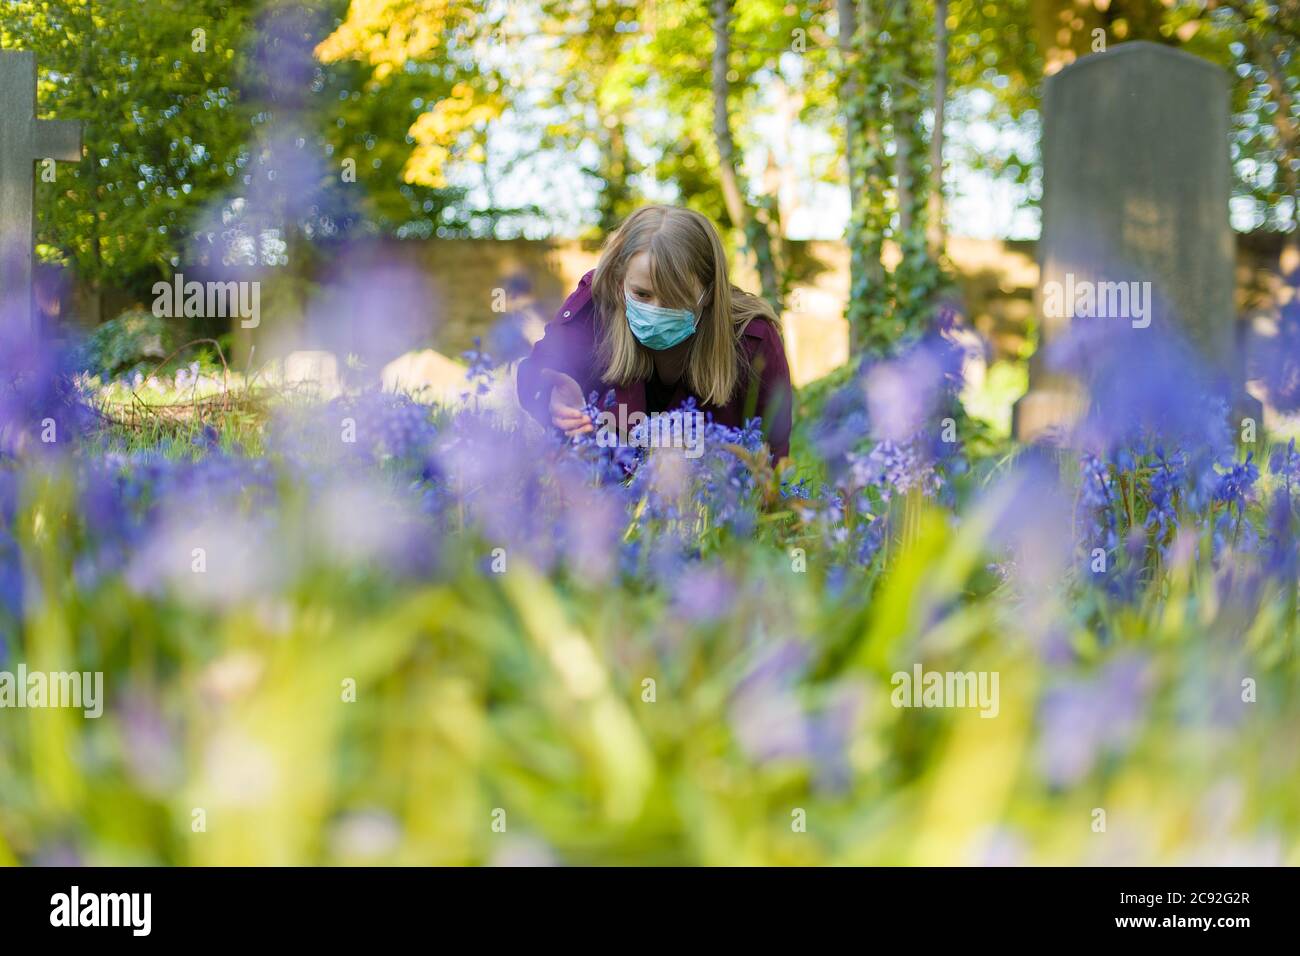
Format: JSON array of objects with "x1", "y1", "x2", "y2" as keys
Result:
[{"x1": 516, "y1": 205, "x2": 793, "y2": 460}]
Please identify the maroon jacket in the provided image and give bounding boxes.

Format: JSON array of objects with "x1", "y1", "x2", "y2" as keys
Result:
[{"x1": 517, "y1": 271, "x2": 793, "y2": 459}]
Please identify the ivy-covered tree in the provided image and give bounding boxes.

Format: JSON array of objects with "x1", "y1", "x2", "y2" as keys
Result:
[
  {"x1": 841, "y1": 0, "x2": 944, "y2": 353},
  {"x1": 628, "y1": 0, "x2": 836, "y2": 307}
]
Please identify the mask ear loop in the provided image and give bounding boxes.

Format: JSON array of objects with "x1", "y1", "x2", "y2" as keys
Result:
[{"x1": 692, "y1": 287, "x2": 711, "y2": 329}]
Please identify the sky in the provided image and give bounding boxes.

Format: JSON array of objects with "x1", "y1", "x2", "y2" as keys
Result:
[
  {"x1": 439, "y1": 6, "x2": 1268, "y2": 243},
  {"x1": 446, "y1": 4, "x2": 1044, "y2": 243},
  {"x1": 454, "y1": 87, "x2": 1044, "y2": 242}
]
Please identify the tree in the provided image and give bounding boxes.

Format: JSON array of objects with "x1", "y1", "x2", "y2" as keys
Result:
[
  {"x1": 313, "y1": 0, "x2": 505, "y2": 234},
  {"x1": 928, "y1": 0, "x2": 947, "y2": 258},
  {"x1": 710, "y1": 0, "x2": 781, "y2": 308},
  {"x1": 536, "y1": 0, "x2": 643, "y2": 236},
  {"x1": 6, "y1": 0, "x2": 257, "y2": 319},
  {"x1": 841, "y1": 0, "x2": 943, "y2": 352}
]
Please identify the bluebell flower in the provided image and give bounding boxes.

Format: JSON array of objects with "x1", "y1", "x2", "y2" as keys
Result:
[
  {"x1": 1145, "y1": 446, "x2": 1184, "y2": 549},
  {"x1": 1249, "y1": 295, "x2": 1300, "y2": 413},
  {"x1": 1214, "y1": 452, "x2": 1258, "y2": 518},
  {"x1": 1268, "y1": 438, "x2": 1300, "y2": 493},
  {"x1": 1037, "y1": 655, "x2": 1150, "y2": 787},
  {"x1": 1048, "y1": 319, "x2": 1232, "y2": 460},
  {"x1": 1076, "y1": 452, "x2": 1118, "y2": 555},
  {"x1": 460, "y1": 337, "x2": 496, "y2": 401}
]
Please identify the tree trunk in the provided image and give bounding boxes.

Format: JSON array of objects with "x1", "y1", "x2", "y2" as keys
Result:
[
  {"x1": 1251, "y1": 31, "x2": 1300, "y2": 287},
  {"x1": 842, "y1": 0, "x2": 891, "y2": 352},
  {"x1": 84, "y1": 0, "x2": 104, "y2": 325},
  {"x1": 597, "y1": 116, "x2": 633, "y2": 236},
  {"x1": 927, "y1": 0, "x2": 948, "y2": 259},
  {"x1": 710, "y1": 0, "x2": 781, "y2": 308},
  {"x1": 891, "y1": 1, "x2": 916, "y2": 237}
]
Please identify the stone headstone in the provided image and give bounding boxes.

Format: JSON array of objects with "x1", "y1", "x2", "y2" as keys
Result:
[
  {"x1": 281, "y1": 350, "x2": 341, "y2": 398},
  {"x1": 0, "y1": 51, "x2": 82, "y2": 331},
  {"x1": 1014, "y1": 42, "x2": 1248, "y2": 439},
  {"x1": 380, "y1": 348, "x2": 467, "y2": 405}
]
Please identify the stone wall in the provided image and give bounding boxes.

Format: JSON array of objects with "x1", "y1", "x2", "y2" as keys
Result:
[
  {"x1": 376, "y1": 234, "x2": 1289, "y2": 385},
  {"x1": 362, "y1": 236, "x2": 1040, "y2": 386},
  {"x1": 59, "y1": 233, "x2": 1295, "y2": 388}
]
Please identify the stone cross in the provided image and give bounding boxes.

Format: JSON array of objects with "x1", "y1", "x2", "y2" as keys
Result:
[
  {"x1": 1013, "y1": 42, "x2": 1252, "y2": 439},
  {"x1": 0, "y1": 50, "x2": 82, "y2": 331}
]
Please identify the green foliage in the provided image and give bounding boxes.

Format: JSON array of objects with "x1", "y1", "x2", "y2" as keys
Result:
[
  {"x1": 4, "y1": 417, "x2": 1298, "y2": 863},
  {"x1": 5, "y1": 0, "x2": 257, "y2": 295},
  {"x1": 73, "y1": 308, "x2": 177, "y2": 378},
  {"x1": 4, "y1": 0, "x2": 469, "y2": 311},
  {"x1": 844, "y1": 0, "x2": 945, "y2": 350}
]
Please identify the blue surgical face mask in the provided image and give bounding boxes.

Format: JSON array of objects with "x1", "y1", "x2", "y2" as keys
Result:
[{"x1": 625, "y1": 291, "x2": 701, "y2": 350}]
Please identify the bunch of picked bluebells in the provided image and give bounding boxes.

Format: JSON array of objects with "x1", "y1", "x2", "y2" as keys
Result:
[{"x1": 562, "y1": 388, "x2": 642, "y2": 484}]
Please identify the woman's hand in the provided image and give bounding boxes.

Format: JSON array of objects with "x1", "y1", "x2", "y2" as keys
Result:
[{"x1": 540, "y1": 369, "x2": 593, "y2": 437}]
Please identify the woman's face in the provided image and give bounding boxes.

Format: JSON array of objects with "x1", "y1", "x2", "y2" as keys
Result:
[
  {"x1": 623, "y1": 251, "x2": 660, "y2": 307},
  {"x1": 622, "y1": 250, "x2": 700, "y2": 361}
]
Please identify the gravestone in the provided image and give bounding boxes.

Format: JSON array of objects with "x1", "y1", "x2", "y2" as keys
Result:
[
  {"x1": 0, "y1": 51, "x2": 83, "y2": 331},
  {"x1": 381, "y1": 348, "x2": 468, "y2": 405},
  {"x1": 281, "y1": 350, "x2": 341, "y2": 398},
  {"x1": 1013, "y1": 42, "x2": 1249, "y2": 439}
]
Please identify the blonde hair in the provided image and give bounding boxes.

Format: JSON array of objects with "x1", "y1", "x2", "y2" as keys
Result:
[{"x1": 592, "y1": 205, "x2": 778, "y2": 407}]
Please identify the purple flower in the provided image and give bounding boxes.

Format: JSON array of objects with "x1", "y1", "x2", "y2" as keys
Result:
[
  {"x1": 1048, "y1": 320, "x2": 1232, "y2": 459},
  {"x1": 1249, "y1": 294, "x2": 1300, "y2": 412},
  {"x1": 1038, "y1": 655, "x2": 1150, "y2": 787},
  {"x1": 862, "y1": 331, "x2": 965, "y2": 443},
  {"x1": 671, "y1": 563, "x2": 737, "y2": 622},
  {"x1": 1144, "y1": 446, "x2": 1183, "y2": 547},
  {"x1": 730, "y1": 640, "x2": 812, "y2": 760},
  {"x1": 1214, "y1": 453, "x2": 1258, "y2": 518},
  {"x1": 1269, "y1": 438, "x2": 1300, "y2": 491},
  {"x1": 846, "y1": 439, "x2": 941, "y2": 503},
  {"x1": 980, "y1": 449, "x2": 1073, "y2": 610},
  {"x1": 461, "y1": 338, "x2": 496, "y2": 401},
  {"x1": 0, "y1": 313, "x2": 93, "y2": 458}
]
